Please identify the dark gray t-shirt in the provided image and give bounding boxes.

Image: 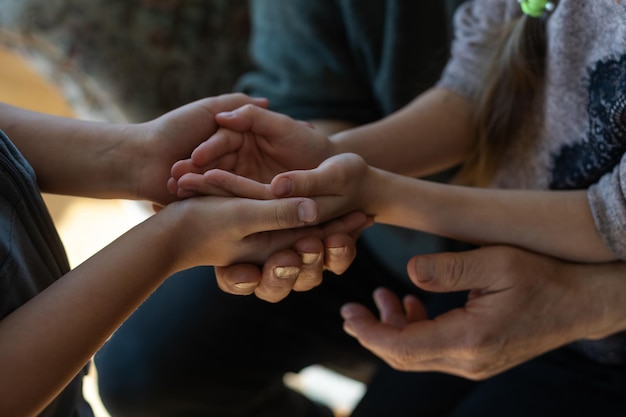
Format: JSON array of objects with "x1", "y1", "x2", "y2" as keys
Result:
[{"x1": 0, "y1": 130, "x2": 93, "y2": 417}]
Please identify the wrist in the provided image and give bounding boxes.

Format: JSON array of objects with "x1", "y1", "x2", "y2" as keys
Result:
[
  {"x1": 362, "y1": 166, "x2": 391, "y2": 217},
  {"x1": 117, "y1": 122, "x2": 154, "y2": 200},
  {"x1": 573, "y1": 261, "x2": 626, "y2": 340},
  {"x1": 148, "y1": 201, "x2": 192, "y2": 274}
]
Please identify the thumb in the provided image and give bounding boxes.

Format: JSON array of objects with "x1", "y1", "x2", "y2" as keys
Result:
[
  {"x1": 236, "y1": 197, "x2": 320, "y2": 236},
  {"x1": 407, "y1": 249, "x2": 497, "y2": 293}
]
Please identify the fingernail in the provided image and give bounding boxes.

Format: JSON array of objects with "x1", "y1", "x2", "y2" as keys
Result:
[
  {"x1": 340, "y1": 304, "x2": 351, "y2": 319},
  {"x1": 327, "y1": 247, "x2": 346, "y2": 257},
  {"x1": 298, "y1": 200, "x2": 317, "y2": 223},
  {"x1": 218, "y1": 111, "x2": 235, "y2": 118},
  {"x1": 274, "y1": 178, "x2": 292, "y2": 196},
  {"x1": 413, "y1": 256, "x2": 434, "y2": 282},
  {"x1": 234, "y1": 282, "x2": 257, "y2": 291},
  {"x1": 299, "y1": 252, "x2": 320, "y2": 265},
  {"x1": 274, "y1": 266, "x2": 300, "y2": 280}
]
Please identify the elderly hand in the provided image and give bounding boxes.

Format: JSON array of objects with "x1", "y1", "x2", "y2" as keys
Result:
[
  {"x1": 340, "y1": 246, "x2": 626, "y2": 380},
  {"x1": 215, "y1": 211, "x2": 373, "y2": 302}
]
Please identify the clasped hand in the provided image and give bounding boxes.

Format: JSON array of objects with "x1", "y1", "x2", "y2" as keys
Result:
[{"x1": 169, "y1": 103, "x2": 606, "y2": 378}]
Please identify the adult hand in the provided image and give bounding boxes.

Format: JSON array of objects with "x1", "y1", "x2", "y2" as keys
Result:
[
  {"x1": 340, "y1": 246, "x2": 626, "y2": 380},
  {"x1": 132, "y1": 93, "x2": 269, "y2": 205},
  {"x1": 215, "y1": 218, "x2": 369, "y2": 303},
  {"x1": 170, "y1": 104, "x2": 335, "y2": 188}
]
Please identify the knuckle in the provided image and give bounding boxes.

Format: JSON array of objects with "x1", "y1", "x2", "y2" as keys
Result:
[
  {"x1": 273, "y1": 202, "x2": 297, "y2": 229},
  {"x1": 423, "y1": 252, "x2": 467, "y2": 288},
  {"x1": 238, "y1": 103, "x2": 258, "y2": 115}
]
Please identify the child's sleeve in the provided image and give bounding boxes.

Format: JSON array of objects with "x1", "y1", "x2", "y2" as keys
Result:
[{"x1": 588, "y1": 155, "x2": 626, "y2": 260}]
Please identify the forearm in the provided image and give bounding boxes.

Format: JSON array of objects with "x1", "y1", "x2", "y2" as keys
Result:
[
  {"x1": 329, "y1": 88, "x2": 474, "y2": 177},
  {"x1": 370, "y1": 170, "x2": 614, "y2": 262},
  {"x1": 0, "y1": 103, "x2": 138, "y2": 198},
  {"x1": 0, "y1": 211, "x2": 180, "y2": 417},
  {"x1": 569, "y1": 260, "x2": 626, "y2": 340}
]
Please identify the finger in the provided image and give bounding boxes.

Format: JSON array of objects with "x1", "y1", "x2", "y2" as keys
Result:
[
  {"x1": 255, "y1": 249, "x2": 302, "y2": 302},
  {"x1": 270, "y1": 153, "x2": 363, "y2": 198},
  {"x1": 291, "y1": 237, "x2": 324, "y2": 292},
  {"x1": 176, "y1": 173, "x2": 234, "y2": 198},
  {"x1": 408, "y1": 247, "x2": 514, "y2": 293},
  {"x1": 373, "y1": 288, "x2": 411, "y2": 328},
  {"x1": 167, "y1": 176, "x2": 179, "y2": 196},
  {"x1": 340, "y1": 302, "x2": 390, "y2": 340},
  {"x1": 323, "y1": 234, "x2": 356, "y2": 275},
  {"x1": 342, "y1": 298, "x2": 471, "y2": 364},
  {"x1": 321, "y1": 211, "x2": 369, "y2": 235},
  {"x1": 171, "y1": 158, "x2": 204, "y2": 181},
  {"x1": 178, "y1": 170, "x2": 274, "y2": 199},
  {"x1": 206, "y1": 93, "x2": 269, "y2": 111},
  {"x1": 215, "y1": 103, "x2": 299, "y2": 138},
  {"x1": 215, "y1": 264, "x2": 262, "y2": 295},
  {"x1": 403, "y1": 294, "x2": 429, "y2": 322},
  {"x1": 190, "y1": 127, "x2": 246, "y2": 167}
]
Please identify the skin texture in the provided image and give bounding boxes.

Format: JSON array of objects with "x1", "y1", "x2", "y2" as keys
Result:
[
  {"x1": 341, "y1": 246, "x2": 626, "y2": 379},
  {"x1": 168, "y1": 94, "x2": 626, "y2": 380},
  {"x1": 0, "y1": 95, "x2": 366, "y2": 416},
  {"x1": 174, "y1": 103, "x2": 614, "y2": 263}
]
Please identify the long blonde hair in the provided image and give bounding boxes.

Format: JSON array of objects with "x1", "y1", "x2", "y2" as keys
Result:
[{"x1": 455, "y1": 12, "x2": 550, "y2": 187}]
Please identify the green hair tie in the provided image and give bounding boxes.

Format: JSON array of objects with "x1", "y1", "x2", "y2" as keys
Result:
[{"x1": 518, "y1": 0, "x2": 556, "y2": 17}]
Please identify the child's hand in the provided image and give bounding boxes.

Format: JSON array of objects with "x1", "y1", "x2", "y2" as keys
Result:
[
  {"x1": 169, "y1": 104, "x2": 335, "y2": 192},
  {"x1": 270, "y1": 153, "x2": 379, "y2": 223},
  {"x1": 175, "y1": 153, "x2": 379, "y2": 225}
]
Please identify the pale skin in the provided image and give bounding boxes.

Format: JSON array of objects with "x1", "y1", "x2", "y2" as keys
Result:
[
  {"x1": 169, "y1": 88, "x2": 626, "y2": 379},
  {"x1": 0, "y1": 96, "x2": 368, "y2": 417}
]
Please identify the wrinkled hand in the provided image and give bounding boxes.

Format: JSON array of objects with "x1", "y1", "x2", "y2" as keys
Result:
[
  {"x1": 215, "y1": 212, "x2": 373, "y2": 303},
  {"x1": 340, "y1": 246, "x2": 620, "y2": 380},
  {"x1": 133, "y1": 93, "x2": 269, "y2": 205},
  {"x1": 169, "y1": 104, "x2": 334, "y2": 189}
]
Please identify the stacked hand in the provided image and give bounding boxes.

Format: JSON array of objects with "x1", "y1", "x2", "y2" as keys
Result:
[
  {"x1": 157, "y1": 98, "x2": 367, "y2": 301},
  {"x1": 168, "y1": 100, "x2": 626, "y2": 376}
]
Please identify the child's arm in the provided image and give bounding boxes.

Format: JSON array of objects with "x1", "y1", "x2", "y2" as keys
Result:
[
  {"x1": 329, "y1": 87, "x2": 475, "y2": 177},
  {"x1": 0, "y1": 96, "x2": 370, "y2": 415},
  {"x1": 0, "y1": 193, "x2": 368, "y2": 417},
  {"x1": 178, "y1": 151, "x2": 613, "y2": 263},
  {"x1": 174, "y1": 104, "x2": 612, "y2": 263},
  {"x1": 270, "y1": 153, "x2": 615, "y2": 263}
]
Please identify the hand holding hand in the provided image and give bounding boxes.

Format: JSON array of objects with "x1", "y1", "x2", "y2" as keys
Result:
[
  {"x1": 340, "y1": 246, "x2": 624, "y2": 380},
  {"x1": 164, "y1": 193, "x2": 368, "y2": 269},
  {"x1": 215, "y1": 214, "x2": 371, "y2": 302},
  {"x1": 170, "y1": 104, "x2": 335, "y2": 188},
  {"x1": 131, "y1": 93, "x2": 269, "y2": 205},
  {"x1": 175, "y1": 152, "x2": 378, "y2": 223}
]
